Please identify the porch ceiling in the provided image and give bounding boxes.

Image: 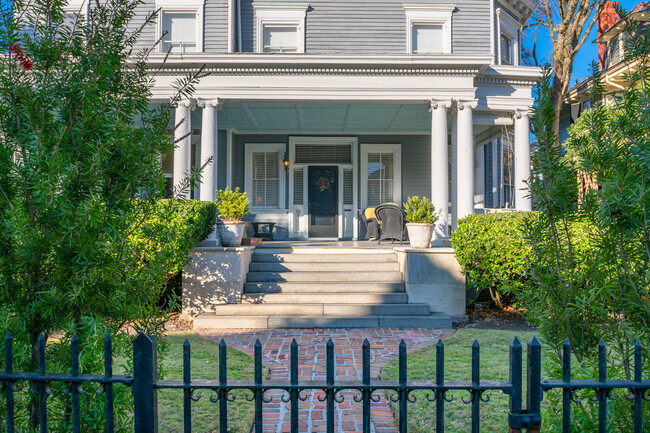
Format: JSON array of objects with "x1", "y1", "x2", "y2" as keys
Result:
[
  {"x1": 188, "y1": 102, "x2": 503, "y2": 138},
  {"x1": 215, "y1": 102, "x2": 433, "y2": 134}
]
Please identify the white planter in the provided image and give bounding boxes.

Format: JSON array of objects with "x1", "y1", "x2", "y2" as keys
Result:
[
  {"x1": 406, "y1": 223, "x2": 434, "y2": 248},
  {"x1": 217, "y1": 221, "x2": 246, "y2": 247}
]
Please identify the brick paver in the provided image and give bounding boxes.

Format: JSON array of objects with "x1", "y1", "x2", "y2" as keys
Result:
[{"x1": 198, "y1": 328, "x2": 454, "y2": 433}]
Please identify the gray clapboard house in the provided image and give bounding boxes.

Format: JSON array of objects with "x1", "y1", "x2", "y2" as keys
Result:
[{"x1": 68, "y1": 0, "x2": 540, "y2": 327}]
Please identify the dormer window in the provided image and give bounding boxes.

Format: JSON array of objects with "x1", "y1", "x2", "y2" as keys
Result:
[
  {"x1": 156, "y1": 0, "x2": 204, "y2": 53},
  {"x1": 403, "y1": 5, "x2": 454, "y2": 54},
  {"x1": 254, "y1": 3, "x2": 309, "y2": 54}
]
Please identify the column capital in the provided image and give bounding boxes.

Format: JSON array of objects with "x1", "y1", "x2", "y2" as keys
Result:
[
  {"x1": 176, "y1": 98, "x2": 198, "y2": 111},
  {"x1": 513, "y1": 108, "x2": 532, "y2": 119},
  {"x1": 198, "y1": 98, "x2": 223, "y2": 110},
  {"x1": 428, "y1": 98, "x2": 452, "y2": 112},
  {"x1": 456, "y1": 99, "x2": 478, "y2": 111}
]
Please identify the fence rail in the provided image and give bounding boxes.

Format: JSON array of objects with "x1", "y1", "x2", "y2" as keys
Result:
[{"x1": 0, "y1": 332, "x2": 648, "y2": 433}]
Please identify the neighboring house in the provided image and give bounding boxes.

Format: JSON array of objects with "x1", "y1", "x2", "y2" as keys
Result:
[
  {"x1": 562, "y1": 1, "x2": 649, "y2": 141},
  {"x1": 70, "y1": 0, "x2": 540, "y2": 241}
]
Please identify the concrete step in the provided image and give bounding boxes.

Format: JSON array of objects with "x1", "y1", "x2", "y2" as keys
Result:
[
  {"x1": 194, "y1": 314, "x2": 269, "y2": 329},
  {"x1": 209, "y1": 303, "x2": 430, "y2": 316},
  {"x1": 244, "y1": 282, "x2": 405, "y2": 294},
  {"x1": 249, "y1": 262, "x2": 400, "y2": 272},
  {"x1": 378, "y1": 313, "x2": 452, "y2": 328},
  {"x1": 194, "y1": 313, "x2": 453, "y2": 329},
  {"x1": 241, "y1": 292, "x2": 408, "y2": 304},
  {"x1": 246, "y1": 271, "x2": 403, "y2": 282},
  {"x1": 251, "y1": 252, "x2": 397, "y2": 263},
  {"x1": 253, "y1": 247, "x2": 395, "y2": 255},
  {"x1": 269, "y1": 315, "x2": 379, "y2": 328}
]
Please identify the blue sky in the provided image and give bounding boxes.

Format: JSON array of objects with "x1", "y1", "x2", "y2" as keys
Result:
[{"x1": 525, "y1": 0, "x2": 641, "y2": 83}]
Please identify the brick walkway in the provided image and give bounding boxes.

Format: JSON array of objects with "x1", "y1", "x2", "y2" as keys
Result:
[{"x1": 198, "y1": 328, "x2": 454, "y2": 433}]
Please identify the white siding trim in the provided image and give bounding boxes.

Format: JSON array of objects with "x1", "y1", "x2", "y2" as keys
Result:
[
  {"x1": 245, "y1": 142, "x2": 286, "y2": 211},
  {"x1": 360, "y1": 143, "x2": 403, "y2": 211},
  {"x1": 403, "y1": 4, "x2": 455, "y2": 54}
]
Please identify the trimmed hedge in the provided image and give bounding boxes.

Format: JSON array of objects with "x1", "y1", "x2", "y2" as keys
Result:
[
  {"x1": 451, "y1": 212, "x2": 535, "y2": 307},
  {"x1": 129, "y1": 199, "x2": 218, "y2": 281}
]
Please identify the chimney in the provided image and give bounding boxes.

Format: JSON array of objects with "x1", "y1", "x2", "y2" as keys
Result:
[{"x1": 598, "y1": 1, "x2": 621, "y2": 70}]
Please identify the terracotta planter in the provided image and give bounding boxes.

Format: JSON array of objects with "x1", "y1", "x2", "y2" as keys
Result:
[
  {"x1": 406, "y1": 223, "x2": 434, "y2": 248},
  {"x1": 217, "y1": 221, "x2": 246, "y2": 247}
]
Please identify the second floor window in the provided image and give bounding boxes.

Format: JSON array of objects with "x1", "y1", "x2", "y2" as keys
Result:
[
  {"x1": 263, "y1": 25, "x2": 299, "y2": 53},
  {"x1": 412, "y1": 24, "x2": 444, "y2": 54},
  {"x1": 500, "y1": 34, "x2": 512, "y2": 64},
  {"x1": 162, "y1": 12, "x2": 197, "y2": 53}
]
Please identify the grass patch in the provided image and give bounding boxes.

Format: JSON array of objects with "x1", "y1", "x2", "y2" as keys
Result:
[
  {"x1": 119, "y1": 332, "x2": 267, "y2": 432},
  {"x1": 381, "y1": 329, "x2": 541, "y2": 433}
]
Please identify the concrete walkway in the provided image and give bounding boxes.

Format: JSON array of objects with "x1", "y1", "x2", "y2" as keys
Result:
[{"x1": 198, "y1": 327, "x2": 455, "y2": 433}]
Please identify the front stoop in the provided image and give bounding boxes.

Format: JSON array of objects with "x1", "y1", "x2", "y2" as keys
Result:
[{"x1": 194, "y1": 247, "x2": 453, "y2": 329}]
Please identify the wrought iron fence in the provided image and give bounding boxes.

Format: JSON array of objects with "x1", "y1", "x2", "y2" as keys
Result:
[{"x1": 0, "y1": 331, "x2": 647, "y2": 433}]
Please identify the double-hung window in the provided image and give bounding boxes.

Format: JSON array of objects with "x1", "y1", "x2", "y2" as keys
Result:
[
  {"x1": 156, "y1": 0, "x2": 204, "y2": 53},
  {"x1": 246, "y1": 143, "x2": 285, "y2": 209},
  {"x1": 254, "y1": 3, "x2": 308, "y2": 53},
  {"x1": 361, "y1": 144, "x2": 402, "y2": 209},
  {"x1": 403, "y1": 5, "x2": 454, "y2": 54},
  {"x1": 496, "y1": 8, "x2": 520, "y2": 66}
]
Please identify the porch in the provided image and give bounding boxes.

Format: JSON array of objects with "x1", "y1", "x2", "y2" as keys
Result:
[{"x1": 165, "y1": 100, "x2": 532, "y2": 242}]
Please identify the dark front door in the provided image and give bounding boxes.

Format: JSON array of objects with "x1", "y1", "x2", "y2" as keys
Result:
[{"x1": 308, "y1": 166, "x2": 338, "y2": 237}]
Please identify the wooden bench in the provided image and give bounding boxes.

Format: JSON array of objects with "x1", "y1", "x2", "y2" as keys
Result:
[{"x1": 251, "y1": 222, "x2": 276, "y2": 241}]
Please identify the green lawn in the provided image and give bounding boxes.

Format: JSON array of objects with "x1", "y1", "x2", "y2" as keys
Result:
[
  {"x1": 120, "y1": 332, "x2": 267, "y2": 433},
  {"x1": 381, "y1": 329, "x2": 540, "y2": 433}
]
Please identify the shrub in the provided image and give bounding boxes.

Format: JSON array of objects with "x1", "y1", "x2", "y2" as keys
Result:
[
  {"x1": 129, "y1": 199, "x2": 218, "y2": 280},
  {"x1": 216, "y1": 187, "x2": 251, "y2": 221},
  {"x1": 451, "y1": 212, "x2": 534, "y2": 308},
  {"x1": 403, "y1": 196, "x2": 439, "y2": 224}
]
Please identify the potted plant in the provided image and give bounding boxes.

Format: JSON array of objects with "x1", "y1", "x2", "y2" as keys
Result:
[
  {"x1": 403, "y1": 196, "x2": 439, "y2": 248},
  {"x1": 215, "y1": 187, "x2": 251, "y2": 247}
]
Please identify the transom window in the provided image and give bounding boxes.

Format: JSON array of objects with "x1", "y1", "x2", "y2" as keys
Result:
[
  {"x1": 263, "y1": 25, "x2": 299, "y2": 53},
  {"x1": 162, "y1": 12, "x2": 197, "y2": 53}
]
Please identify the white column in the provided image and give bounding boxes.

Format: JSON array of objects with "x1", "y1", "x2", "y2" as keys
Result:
[
  {"x1": 430, "y1": 99, "x2": 451, "y2": 239},
  {"x1": 474, "y1": 144, "x2": 485, "y2": 209},
  {"x1": 173, "y1": 100, "x2": 194, "y2": 199},
  {"x1": 199, "y1": 99, "x2": 221, "y2": 202},
  {"x1": 456, "y1": 100, "x2": 477, "y2": 221},
  {"x1": 491, "y1": 140, "x2": 499, "y2": 207},
  {"x1": 450, "y1": 111, "x2": 458, "y2": 230},
  {"x1": 514, "y1": 109, "x2": 532, "y2": 211}
]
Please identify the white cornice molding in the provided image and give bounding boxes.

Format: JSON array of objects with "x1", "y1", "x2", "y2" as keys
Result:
[{"x1": 145, "y1": 53, "x2": 493, "y2": 70}]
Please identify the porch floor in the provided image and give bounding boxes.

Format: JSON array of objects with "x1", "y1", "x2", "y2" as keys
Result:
[{"x1": 256, "y1": 240, "x2": 404, "y2": 249}]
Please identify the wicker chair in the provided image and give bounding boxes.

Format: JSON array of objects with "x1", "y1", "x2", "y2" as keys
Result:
[
  {"x1": 361, "y1": 208, "x2": 380, "y2": 240},
  {"x1": 375, "y1": 203, "x2": 408, "y2": 245}
]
